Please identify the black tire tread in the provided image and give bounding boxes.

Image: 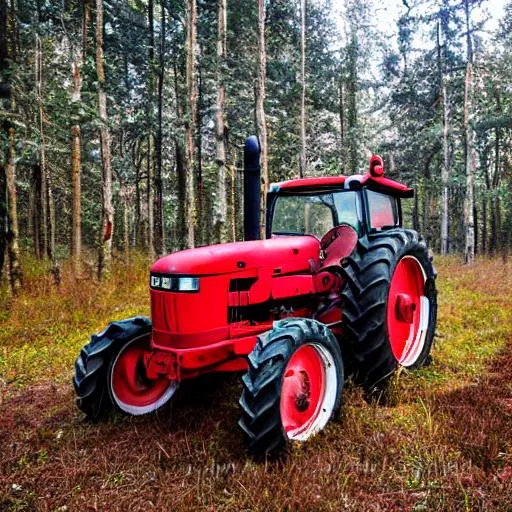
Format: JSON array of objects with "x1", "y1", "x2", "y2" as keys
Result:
[
  {"x1": 339, "y1": 228, "x2": 437, "y2": 393},
  {"x1": 239, "y1": 318, "x2": 343, "y2": 459},
  {"x1": 73, "y1": 316, "x2": 152, "y2": 419}
]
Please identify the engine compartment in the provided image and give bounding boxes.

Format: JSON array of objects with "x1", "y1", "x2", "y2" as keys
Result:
[{"x1": 149, "y1": 226, "x2": 358, "y2": 351}]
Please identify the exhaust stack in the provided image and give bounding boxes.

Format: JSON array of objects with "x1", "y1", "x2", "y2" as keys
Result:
[{"x1": 243, "y1": 136, "x2": 261, "y2": 241}]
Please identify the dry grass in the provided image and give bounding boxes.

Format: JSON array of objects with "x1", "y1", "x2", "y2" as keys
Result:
[{"x1": 1, "y1": 255, "x2": 511, "y2": 511}]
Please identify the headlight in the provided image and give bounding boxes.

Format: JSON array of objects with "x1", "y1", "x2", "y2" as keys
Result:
[
  {"x1": 150, "y1": 274, "x2": 200, "y2": 292},
  {"x1": 177, "y1": 277, "x2": 199, "y2": 291}
]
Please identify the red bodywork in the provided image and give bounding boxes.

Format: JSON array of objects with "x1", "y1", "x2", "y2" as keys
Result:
[
  {"x1": 144, "y1": 162, "x2": 412, "y2": 383},
  {"x1": 147, "y1": 236, "x2": 347, "y2": 380}
]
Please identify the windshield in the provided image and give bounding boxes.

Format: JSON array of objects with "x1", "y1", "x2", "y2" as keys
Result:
[{"x1": 271, "y1": 190, "x2": 362, "y2": 239}]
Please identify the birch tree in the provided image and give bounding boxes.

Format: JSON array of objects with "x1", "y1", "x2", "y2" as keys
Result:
[
  {"x1": 184, "y1": 0, "x2": 197, "y2": 248},
  {"x1": 214, "y1": 0, "x2": 228, "y2": 243},
  {"x1": 96, "y1": 0, "x2": 114, "y2": 279},
  {"x1": 463, "y1": 0, "x2": 476, "y2": 264}
]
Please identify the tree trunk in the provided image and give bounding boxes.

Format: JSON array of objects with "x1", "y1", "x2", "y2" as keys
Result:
[
  {"x1": 412, "y1": 180, "x2": 420, "y2": 232},
  {"x1": 30, "y1": 164, "x2": 42, "y2": 258},
  {"x1": 175, "y1": 140, "x2": 186, "y2": 251},
  {"x1": 256, "y1": 0, "x2": 268, "y2": 239},
  {"x1": 0, "y1": 0, "x2": 9, "y2": 279},
  {"x1": 71, "y1": 125, "x2": 81, "y2": 271},
  {"x1": 463, "y1": 0, "x2": 475, "y2": 264},
  {"x1": 96, "y1": 0, "x2": 114, "y2": 279},
  {"x1": 184, "y1": 0, "x2": 197, "y2": 248},
  {"x1": 48, "y1": 182, "x2": 56, "y2": 261},
  {"x1": 120, "y1": 185, "x2": 130, "y2": 261},
  {"x1": 482, "y1": 193, "x2": 487, "y2": 254},
  {"x1": 214, "y1": 0, "x2": 228, "y2": 244},
  {"x1": 345, "y1": 29, "x2": 358, "y2": 174},
  {"x1": 339, "y1": 76, "x2": 344, "y2": 160},
  {"x1": 230, "y1": 162, "x2": 236, "y2": 241},
  {"x1": 0, "y1": 164, "x2": 5, "y2": 281},
  {"x1": 437, "y1": 21, "x2": 450, "y2": 256},
  {"x1": 5, "y1": 128, "x2": 22, "y2": 293},
  {"x1": 68, "y1": 0, "x2": 87, "y2": 269},
  {"x1": 154, "y1": 0, "x2": 165, "y2": 256},
  {"x1": 196, "y1": 60, "x2": 204, "y2": 244},
  {"x1": 172, "y1": 49, "x2": 186, "y2": 251},
  {"x1": 34, "y1": 32, "x2": 50, "y2": 261},
  {"x1": 299, "y1": 0, "x2": 306, "y2": 178},
  {"x1": 473, "y1": 202, "x2": 478, "y2": 255},
  {"x1": 146, "y1": 0, "x2": 155, "y2": 258}
]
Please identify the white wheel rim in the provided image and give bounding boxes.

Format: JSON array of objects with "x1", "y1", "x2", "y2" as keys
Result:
[{"x1": 110, "y1": 335, "x2": 178, "y2": 416}]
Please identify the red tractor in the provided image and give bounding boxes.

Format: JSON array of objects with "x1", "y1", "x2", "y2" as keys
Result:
[{"x1": 74, "y1": 137, "x2": 437, "y2": 458}]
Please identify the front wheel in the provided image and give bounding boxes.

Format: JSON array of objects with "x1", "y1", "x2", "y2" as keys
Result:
[
  {"x1": 73, "y1": 316, "x2": 177, "y2": 419},
  {"x1": 238, "y1": 318, "x2": 344, "y2": 459},
  {"x1": 108, "y1": 333, "x2": 178, "y2": 416}
]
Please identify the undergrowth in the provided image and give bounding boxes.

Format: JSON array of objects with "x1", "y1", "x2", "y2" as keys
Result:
[
  {"x1": 0, "y1": 255, "x2": 511, "y2": 511},
  {"x1": 0, "y1": 251, "x2": 151, "y2": 391}
]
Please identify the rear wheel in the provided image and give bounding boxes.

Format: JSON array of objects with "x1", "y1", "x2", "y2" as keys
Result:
[
  {"x1": 239, "y1": 318, "x2": 343, "y2": 458},
  {"x1": 340, "y1": 230, "x2": 437, "y2": 394}
]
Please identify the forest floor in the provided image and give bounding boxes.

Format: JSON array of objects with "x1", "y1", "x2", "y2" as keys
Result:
[{"x1": 1, "y1": 254, "x2": 512, "y2": 511}]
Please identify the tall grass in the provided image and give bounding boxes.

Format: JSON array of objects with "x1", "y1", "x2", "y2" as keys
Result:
[{"x1": 0, "y1": 251, "x2": 151, "y2": 390}]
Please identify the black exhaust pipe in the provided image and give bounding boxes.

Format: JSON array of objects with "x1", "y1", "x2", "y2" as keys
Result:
[{"x1": 243, "y1": 136, "x2": 261, "y2": 241}]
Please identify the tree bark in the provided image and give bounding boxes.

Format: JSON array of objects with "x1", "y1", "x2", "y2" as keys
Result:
[
  {"x1": 299, "y1": 0, "x2": 307, "y2": 178},
  {"x1": 71, "y1": 125, "x2": 81, "y2": 271},
  {"x1": 463, "y1": 0, "x2": 475, "y2": 264},
  {"x1": 5, "y1": 128, "x2": 22, "y2": 293},
  {"x1": 339, "y1": 76, "x2": 344, "y2": 160},
  {"x1": 214, "y1": 0, "x2": 228, "y2": 243},
  {"x1": 68, "y1": 0, "x2": 87, "y2": 269},
  {"x1": 48, "y1": 182, "x2": 56, "y2": 261},
  {"x1": 154, "y1": 0, "x2": 165, "y2": 256},
  {"x1": 345, "y1": 27, "x2": 358, "y2": 174},
  {"x1": 172, "y1": 48, "x2": 187, "y2": 251},
  {"x1": 35, "y1": 32, "x2": 50, "y2": 261},
  {"x1": 256, "y1": 0, "x2": 268, "y2": 239},
  {"x1": 123, "y1": 194, "x2": 130, "y2": 259},
  {"x1": 0, "y1": 0, "x2": 8, "y2": 279},
  {"x1": 96, "y1": 0, "x2": 114, "y2": 279},
  {"x1": 196, "y1": 59, "x2": 204, "y2": 243},
  {"x1": 184, "y1": 0, "x2": 197, "y2": 248},
  {"x1": 146, "y1": 0, "x2": 155, "y2": 258},
  {"x1": 490, "y1": 126, "x2": 500, "y2": 255},
  {"x1": 437, "y1": 21, "x2": 450, "y2": 256}
]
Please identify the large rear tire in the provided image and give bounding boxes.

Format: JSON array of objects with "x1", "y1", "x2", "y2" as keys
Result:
[
  {"x1": 339, "y1": 229, "x2": 437, "y2": 394},
  {"x1": 239, "y1": 318, "x2": 344, "y2": 459},
  {"x1": 73, "y1": 316, "x2": 176, "y2": 419}
]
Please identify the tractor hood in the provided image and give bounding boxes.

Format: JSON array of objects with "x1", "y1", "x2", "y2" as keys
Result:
[{"x1": 151, "y1": 236, "x2": 321, "y2": 276}]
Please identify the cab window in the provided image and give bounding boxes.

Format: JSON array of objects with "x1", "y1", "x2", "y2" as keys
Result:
[
  {"x1": 366, "y1": 190, "x2": 399, "y2": 230},
  {"x1": 271, "y1": 190, "x2": 363, "y2": 239}
]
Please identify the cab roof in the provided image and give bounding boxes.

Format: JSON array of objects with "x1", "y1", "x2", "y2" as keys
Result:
[{"x1": 269, "y1": 155, "x2": 414, "y2": 199}]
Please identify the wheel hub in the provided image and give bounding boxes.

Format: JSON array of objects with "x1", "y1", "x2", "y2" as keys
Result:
[
  {"x1": 395, "y1": 293, "x2": 416, "y2": 323},
  {"x1": 295, "y1": 371, "x2": 311, "y2": 412},
  {"x1": 280, "y1": 344, "x2": 329, "y2": 440}
]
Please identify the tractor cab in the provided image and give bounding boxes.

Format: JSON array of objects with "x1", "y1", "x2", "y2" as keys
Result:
[{"x1": 266, "y1": 155, "x2": 413, "y2": 242}]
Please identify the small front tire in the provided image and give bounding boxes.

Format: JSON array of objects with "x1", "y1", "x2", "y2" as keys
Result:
[
  {"x1": 239, "y1": 318, "x2": 344, "y2": 459},
  {"x1": 73, "y1": 316, "x2": 177, "y2": 419}
]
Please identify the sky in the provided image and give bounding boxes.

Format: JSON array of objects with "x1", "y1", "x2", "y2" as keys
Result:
[{"x1": 333, "y1": 0, "x2": 507, "y2": 51}]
